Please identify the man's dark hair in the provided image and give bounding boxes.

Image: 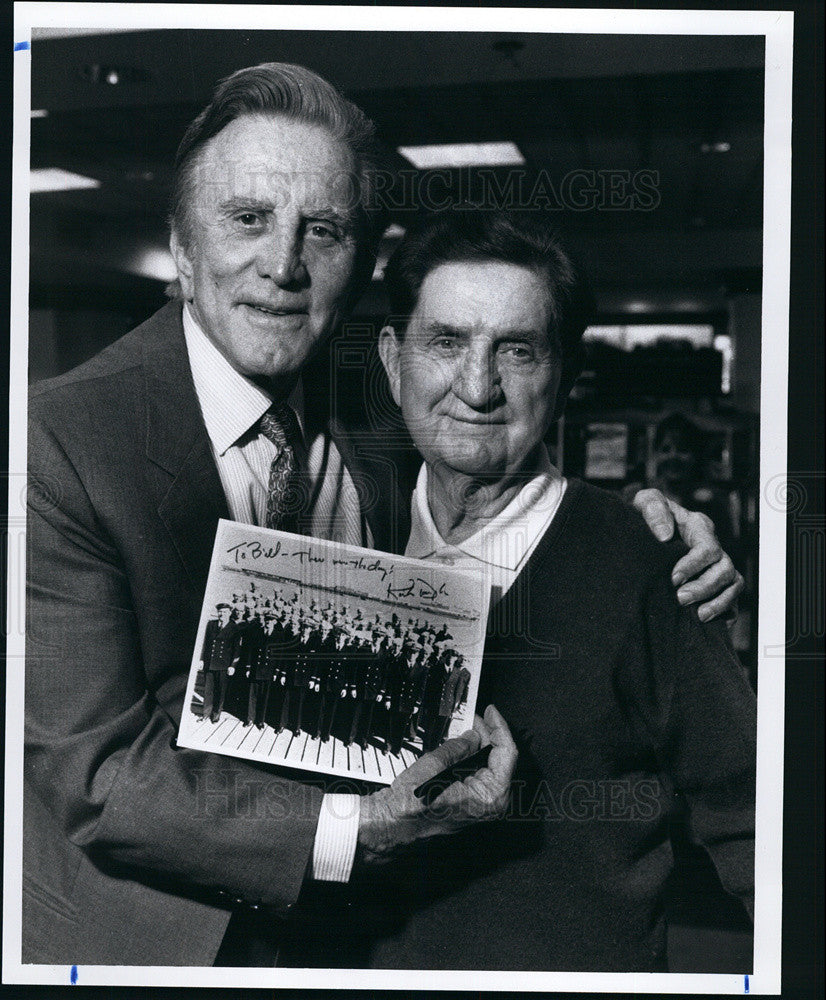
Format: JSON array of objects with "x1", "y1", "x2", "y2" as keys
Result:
[
  {"x1": 383, "y1": 209, "x2": 593, "y2": 416},
  {"x1": 168, "y1": 62, "x2": 388, "y2": 296}
]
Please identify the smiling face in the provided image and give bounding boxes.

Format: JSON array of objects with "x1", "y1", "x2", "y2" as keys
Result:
[
  {"x1": 380, "y1": 260, "x2": 562, "y2": 481},
  {"x1": 171, "y1": 113, "x2": 360, "y2": 381}
]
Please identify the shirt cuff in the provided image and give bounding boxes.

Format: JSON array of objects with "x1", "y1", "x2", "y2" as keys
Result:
[{"x1": 310, "y1": 793, "x2": 361, "y2": 882}]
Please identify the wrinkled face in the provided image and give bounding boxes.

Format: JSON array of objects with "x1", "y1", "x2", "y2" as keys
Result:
[
  {"x1": 380, "y1": 261, "x2": 562, "y2": 480},
  {"x1": 172, "y1": 113, "x2": 361, "y2": 380}
]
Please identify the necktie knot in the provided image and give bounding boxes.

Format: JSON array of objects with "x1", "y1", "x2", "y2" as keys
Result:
[{"x1": 258, "y1": 402, "x2": 302, "y2": 452}]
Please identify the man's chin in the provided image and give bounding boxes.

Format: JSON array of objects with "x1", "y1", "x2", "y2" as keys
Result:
[
  {"x1": 429, "y1": 450, "x2": 510, "y2": 480},
  {"x1": 422, "y1": 445, "x2": 541, "y2": 483},
  {"x1": 237, "y1": 348, "x2": 315, "y2": 383}
]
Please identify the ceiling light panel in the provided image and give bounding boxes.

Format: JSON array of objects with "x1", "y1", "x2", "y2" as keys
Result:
[
  {"x1": 30, "y1": 169, "x2": 101, "y2": 193},
  {"x1": 397, "y1": 142, "x2": 525, "y2": 169}
]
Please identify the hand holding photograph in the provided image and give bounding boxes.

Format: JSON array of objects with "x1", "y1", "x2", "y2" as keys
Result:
[{"x1": 177, "y1": 520, "x2": 490, "y2": 783}]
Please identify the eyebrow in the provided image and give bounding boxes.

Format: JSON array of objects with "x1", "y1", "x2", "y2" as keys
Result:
[
  {"x1": 422, "y1": 321, "x2": 545, "y2": 342},
  {"x1": 308, "y1": 208, "x2": 358, "y2": 232},
  {"x1": 217, "y1": 199, "x2": 356, "y2": 228},
  {"x1": 217, "y1": 198, "x2": 274, "y2": 215}
]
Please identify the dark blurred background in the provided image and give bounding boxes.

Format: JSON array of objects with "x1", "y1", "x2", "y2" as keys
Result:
[{"x1": 27, "y1": 27, "x2": 762, "y2": 972}]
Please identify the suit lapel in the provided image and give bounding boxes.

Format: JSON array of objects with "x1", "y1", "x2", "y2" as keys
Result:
[
  {"x1": 327, "y1": 416, "x2": 413, "y2": 554},
  {"x1": 139, "y1": 302, "x2": 229, "y2": 588},
  {"x1": 301, "y1": 350, "x2": 414, "y2": 554}
]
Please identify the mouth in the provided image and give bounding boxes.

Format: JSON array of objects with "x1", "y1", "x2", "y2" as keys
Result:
[
  {"x1": 242, "y1": 303, "x2": 307, "y2": 318},
  {"x1": 447, "y1": 415, "x2": 508, "y2": 426}
]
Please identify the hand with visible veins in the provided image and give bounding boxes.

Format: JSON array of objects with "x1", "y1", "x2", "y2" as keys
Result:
[
  {"x1": 356, "y1": 705, "x2": 517, "y2": 866},
  {"x1": 633, "y1": 489, "x2": 744, "y2": 622}
]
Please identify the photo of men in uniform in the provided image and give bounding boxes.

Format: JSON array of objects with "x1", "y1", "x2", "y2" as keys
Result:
[
  {"x1": 195, "y1": 588, "x2": 465, "y2": 750},
  {"x1": 178, "y1": 521, "x2": 489, "y2": 783}
]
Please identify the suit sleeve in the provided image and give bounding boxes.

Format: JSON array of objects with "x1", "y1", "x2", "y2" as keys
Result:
[
  {"x1": 620, "y1": 568, "x2": 756, "y2": 921},
  {"x1": 25, "y1": 413, "x2": 323, "y2": 912}
]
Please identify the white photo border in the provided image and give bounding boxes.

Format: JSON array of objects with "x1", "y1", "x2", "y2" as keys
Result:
[{"x1": 5, "y1": 3, "x2": 792, "y2": 992}]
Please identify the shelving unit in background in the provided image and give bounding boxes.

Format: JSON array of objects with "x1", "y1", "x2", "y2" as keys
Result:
[{"x1": 551, "y1": 402, "x2": 759, "y2": 680}]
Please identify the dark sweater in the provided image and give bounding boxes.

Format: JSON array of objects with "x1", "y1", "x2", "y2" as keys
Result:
[{"x1": 356, "y1": 479, "x2": 756, "y2": 972}]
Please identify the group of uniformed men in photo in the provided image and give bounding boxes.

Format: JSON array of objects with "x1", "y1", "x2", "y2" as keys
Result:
[{"x1": 197, "y1": 581, "x2": 471, "y2": 755}]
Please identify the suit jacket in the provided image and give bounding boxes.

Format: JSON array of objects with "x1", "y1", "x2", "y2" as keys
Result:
[
  {"x1": 23, "y1": 301, "x2": 409, "y2": 966},
  {"x1": 201, "y1": 619, "x2": 241, "y2": 673},
  {"x1": 291, "y1": 636, "x2": 314, "y2": 688},
  {"x1": 437, "y1": 665, "x2": 470, "y2": 717},
  {"x1": 418, "y1": 662, "x2": 447, "y2": 730},
  {"x1": 355, "y1": 642, "x2": 385, "y2": 700},
  {"x1": 263, "y1": 626, "x2": 289, "y2": 680},
  {"x1": 316, "y1": 634, "x2": 343, "y2": 693},
  {"x1": 398, "y1": 655, "x2": 429, "y2": 715},
  {"x1": 241, "y1": 622, "x2": 273, "y2": 682}
]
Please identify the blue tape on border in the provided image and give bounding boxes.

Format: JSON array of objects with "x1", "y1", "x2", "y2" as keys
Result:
[{"x1": 14, "y1": 40, "x2": 30, "y2": 51}]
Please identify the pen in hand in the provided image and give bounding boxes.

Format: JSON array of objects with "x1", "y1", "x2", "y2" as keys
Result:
[{"x1": 413, "y1": 744, "x2": 493, "y2": 800}]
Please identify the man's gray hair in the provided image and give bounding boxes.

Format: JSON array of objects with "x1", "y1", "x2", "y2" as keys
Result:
[{"x1": 166, "y1": 62, "x2": 388, "y2": 298}]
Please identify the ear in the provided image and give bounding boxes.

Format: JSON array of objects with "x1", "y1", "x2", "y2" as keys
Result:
[
  {"x1": 169, "y1": 229, "x2": 195, "y2": 301},
  {"x1": 378, "y1": 325, "x2": 403, "y2": 407}
]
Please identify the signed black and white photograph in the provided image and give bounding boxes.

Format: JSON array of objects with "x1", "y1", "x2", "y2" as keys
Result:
[
  {"x1": 178, "y1": 521, "x2": 488, "y2": 781},
  {"x1": 3, "y1": 2, "x2": 796, "y2": 992}
]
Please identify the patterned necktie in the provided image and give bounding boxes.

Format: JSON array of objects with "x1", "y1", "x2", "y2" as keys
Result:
[{"x1": 258, "y1": 402, "x2": 304, "y2": 534}]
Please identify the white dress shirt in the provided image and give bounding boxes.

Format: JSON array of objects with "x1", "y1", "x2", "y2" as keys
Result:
[
  {"x1": 183, "y1": 304, "x2": 369, "y2": 547},
  {"x1": 405, "y1": 446, "x2": 568, "y2": 603},
  {"x1": 182, "y1": 304, "x2": 361, "y2": 882}
]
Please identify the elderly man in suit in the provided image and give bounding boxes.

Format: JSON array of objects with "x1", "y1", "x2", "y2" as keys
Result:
[{"x1": 25, "y1": 62, "x2": 743, "y2": 968}]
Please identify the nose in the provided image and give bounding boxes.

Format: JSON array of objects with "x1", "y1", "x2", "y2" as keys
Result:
[
  {"x1": 453, "y1": 344, "x2": 502, "y2": 410},
  {"x1": 257, "y1": 219, "x2": 307, "y2": 287}
]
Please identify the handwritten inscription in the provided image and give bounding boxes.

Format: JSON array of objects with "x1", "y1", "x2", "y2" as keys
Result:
[
  {"x1": 227, "y1": 540, "x2": 283, "y2": 563},
  {"x1": 226, "y1": 542, "x2": 396, "y2": 584},
  {"x1": 292, "y1": 548, "x2": 325, "y2": 565},
  {"x1": 331, "y1": 555, "x2": 392, "y2": 582},
  {"x1": 387, "y1": 578, "x2": 449, "y2": 603}
]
